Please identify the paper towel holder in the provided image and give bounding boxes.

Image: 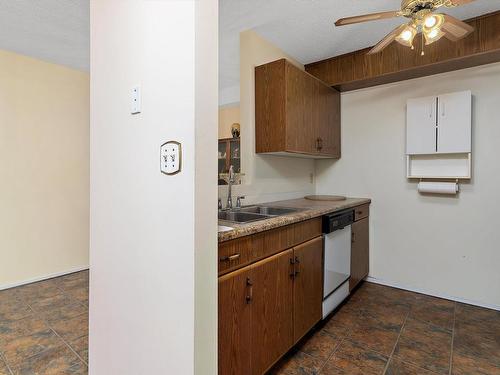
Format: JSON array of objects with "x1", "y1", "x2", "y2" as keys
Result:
[{"x1": 417, "y1": 178, "x2": 460, "y2": 195}]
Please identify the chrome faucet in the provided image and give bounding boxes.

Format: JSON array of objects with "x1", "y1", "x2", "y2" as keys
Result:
[{"x1": 226, "y1": 165, "x2": 235, "y2": 209}]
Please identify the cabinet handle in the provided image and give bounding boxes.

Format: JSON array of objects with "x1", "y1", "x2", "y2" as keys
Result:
[
  {"x1": 289, "y1": 257, "x2": 295, "y2": 277},
  {"x1": 352, "y1": 232, "x2": 356, "y2": 243},
  {"x1": 246, "y1": 277, "x2": 253, "y2": 304},
  {"x1": 316, "y1": 138, "x2": 323, "y2": 151},
  {"x1": 219, "y1": 253, "x2": 240, "y2": 262},
  {"x1": 294, "y1": 256, "x2": 300, "y2": 276}
]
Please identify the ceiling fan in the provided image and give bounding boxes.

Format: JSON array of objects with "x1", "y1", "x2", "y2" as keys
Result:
[{"x1": 335, "y1": 0, "x2": 476, "y2": 55}]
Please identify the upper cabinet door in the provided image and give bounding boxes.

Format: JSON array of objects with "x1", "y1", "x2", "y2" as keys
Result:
[
  {"x1": 316, "y1": 83, "x2": 341, "y2": 157},
  {"x1": 286, "y1": 63, "x2": 315, "y2": 154},
  {"x1": 406, "y1": 96, "x2": 437, "y2": 155},
  {"x1": 437, "y1": 91, "x2": 471, "y2": 154}
]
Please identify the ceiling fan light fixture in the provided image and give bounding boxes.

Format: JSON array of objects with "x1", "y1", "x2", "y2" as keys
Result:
[
  {"x1": 396, "y1": 25, "x2": 417, "y2": 47},
  {"x1": 424, "y1": 27, "x2": 445, "y2": 45},
  {"x1": 422, "y1": 13, "x2": 445, "y2": 32}
]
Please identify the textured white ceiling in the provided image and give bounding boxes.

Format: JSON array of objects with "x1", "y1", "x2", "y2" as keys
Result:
[
  {"x1": 0, "y1": 0, "x2": 89, "y2": 71},
  {"x1": 220, "y1": 0, "x2": 500, "y2": 90}
]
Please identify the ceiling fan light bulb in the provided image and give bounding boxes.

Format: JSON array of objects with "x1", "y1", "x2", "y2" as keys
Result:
[
  {"x1": 424, "y1": 15, "x2": 437, "y2": 28},
  {"x1": 401, "y1": 30, "x2": 413, "y2": 41}
]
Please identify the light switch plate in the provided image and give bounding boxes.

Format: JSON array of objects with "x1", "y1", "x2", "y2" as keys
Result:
[
  {"x1": 131, "y1": 86, "x2": 141, "y2": 114},
  {"x1": 160, "y1": 141, "x2": 181, "y2": 175}
]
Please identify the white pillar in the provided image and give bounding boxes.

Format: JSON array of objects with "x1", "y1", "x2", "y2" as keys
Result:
[{"x1": 89, "y1": 1, "x2": 217, "y2": 373}]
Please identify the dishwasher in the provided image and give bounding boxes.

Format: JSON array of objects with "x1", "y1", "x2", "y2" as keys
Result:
[{"x1": 322, "y1": 209, "x2": 354, "y2": 318}]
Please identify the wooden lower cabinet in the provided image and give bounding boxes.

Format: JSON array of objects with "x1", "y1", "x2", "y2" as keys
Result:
[
  {"x1": 350, "y1": 217, "x2": 369, "y2": 291},
  {"x1": 218, "y1": 237, "x2": 323, "y2": 375},
  {"x1": 251, "y1": 250, "x2": 294, "y2": 375},
  {"x1": 293, "y1": 237, "x2": 323, "y2": 343},
  {"x1": 218, "y1": 267, "x2": 253, "y2": 375}
]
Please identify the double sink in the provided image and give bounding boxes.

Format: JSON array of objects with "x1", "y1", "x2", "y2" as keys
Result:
[{"x1": 218, "y1": 205, "x2": 301, "y2": 224}]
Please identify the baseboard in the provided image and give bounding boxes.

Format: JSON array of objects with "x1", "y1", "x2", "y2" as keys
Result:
[
  {"x1": 0, "y1": 265, "x2": 89, "y2": 291},
  {"x1": 365, "y1": 276, "x2": 500, "y2": 312}
]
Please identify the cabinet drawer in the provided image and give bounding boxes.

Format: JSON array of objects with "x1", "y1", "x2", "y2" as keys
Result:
[
  {"x1": 218, "y1": 235, "x2": 256, "y2": 275},
  {"x1": 354, "y1": 204, "x2": 369, "y2": 221},
  {"x1": 293, "y1": 217, "x2": 322, "y2": 244},
  {"x1": 218, "y1": 217, "x2": 322, "y2": 275}
]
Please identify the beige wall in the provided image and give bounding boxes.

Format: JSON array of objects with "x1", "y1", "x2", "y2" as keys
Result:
[
  {"x1": 219, "y1": 30, "x2": 314, "y2": 205},
  {"x1": 0, "y1": 49, "x2": 89, "y2": 289},
  {"x1": 219, "y1": 105, "x2": 240, "y2": 139},
  {"x1": 316, "y1": 63, "x2": 500, "y2": 309}
]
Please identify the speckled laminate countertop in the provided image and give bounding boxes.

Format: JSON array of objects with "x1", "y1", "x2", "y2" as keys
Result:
[{"x1": 218, "y1": 197, "x2": 371, "y2": 242}]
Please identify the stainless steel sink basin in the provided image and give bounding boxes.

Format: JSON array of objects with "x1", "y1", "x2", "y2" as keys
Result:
[
  {"x1": 218, "y1": 205, "x2": 302, "y2": 224},
  {"x1": 239, "y1": 206, "x2": 299, "y2": 216},
  {"x1": 218, "y1": 211, "x2": 269, "y2": 223}
]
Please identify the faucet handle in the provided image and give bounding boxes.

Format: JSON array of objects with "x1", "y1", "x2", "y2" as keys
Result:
[
  {"x1": 218, "y1": 198, "x2": 223, "y2": 210},
  {"x1": 236, "y1": 196, "x2": 245, "y2": 208}
]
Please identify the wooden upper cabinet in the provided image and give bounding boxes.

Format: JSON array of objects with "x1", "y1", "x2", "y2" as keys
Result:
[
  {"x1": 255, "y1": 59, "x2": 340, "y2": 158},
  {"x1": 293, "y1": 237, "x2": 323, "y2": 343},
  {"x1": 218, "y1": 267, "x2": 253, "y2": 375}
]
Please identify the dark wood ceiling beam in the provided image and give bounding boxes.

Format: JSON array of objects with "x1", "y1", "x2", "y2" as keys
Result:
[{"x1": 305, "y1": 11, "x2": 500, "y2": 92}]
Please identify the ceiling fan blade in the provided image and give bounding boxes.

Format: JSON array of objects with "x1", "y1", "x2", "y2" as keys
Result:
[
  {"x1": 446, "y1": 0, "x2": 476, "y2": 6},
  {"x1": 367, "y1": 24, "x2": 407, "y2": 55},
  {"x1": 441, "y1": 14, "x2": 474, "y2": 41},
  {"x1": 335, "y1": 11, "x2": 401, "y2": 26}
]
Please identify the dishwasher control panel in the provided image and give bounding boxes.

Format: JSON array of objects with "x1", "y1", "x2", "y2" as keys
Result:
[{"x1": 322, "y1": 210, "x2": 354, "y2": 233}]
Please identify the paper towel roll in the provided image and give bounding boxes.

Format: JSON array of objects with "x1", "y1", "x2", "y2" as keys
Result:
[{"x1": 417, "y1": 182, "x2": 459, "y2": 195}]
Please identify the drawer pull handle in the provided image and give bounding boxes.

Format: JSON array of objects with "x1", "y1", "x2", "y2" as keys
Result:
[
  {"x1": 219, "y1": 253, "x2": 241, "y2": 262},
  {"x1": 357, "y1": 211, "x2": 363, "y2": 215}
]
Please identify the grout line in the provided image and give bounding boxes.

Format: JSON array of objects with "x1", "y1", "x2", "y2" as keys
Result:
[
  {"x1": 382, "y1": 308, "x2": 410, "y2": 375},
  {"x1": 49, "y1": 327, "x2": 88, "y2": 366},
  {"x1": 23, "y1": 282, "x2": 89, "y2": 368},
  {"x1": 0, "y1": 352, "x2": 14, "y2": 375},
  {"x1": 449, "y1": 302, "x2": 457, "y2": 375},
  {"x1": 316, "y1": 335, "x2": 346, "y2": 374}
]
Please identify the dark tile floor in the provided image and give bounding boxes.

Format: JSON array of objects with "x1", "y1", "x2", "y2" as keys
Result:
[
  {"x1": 1, "y1": 275, "x2": 499, "y2": 375},
  {"x1": 270, "y1": 282, "x2": 500, "y2": 375},
  {"x1": 0, "y1": 271, "x2": 88, "y2": 374}
]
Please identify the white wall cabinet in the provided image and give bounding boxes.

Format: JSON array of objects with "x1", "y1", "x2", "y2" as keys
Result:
[
  {"x1": 437, "y1": 92, "x2": 472, "y2": 153},
  {"x1": 406, "y1": 90, "x2": 472, "y2": 180},
  {"x1": 406, "y1": 96, "x2": 437, "y2": 155},
  {"x1": 406, "y1": 90, "x2": 471, "y2": 155}
]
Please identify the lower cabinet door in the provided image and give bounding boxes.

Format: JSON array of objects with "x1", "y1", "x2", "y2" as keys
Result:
[
  {"x1": 293, "y1": 237, "x2": 323, "y2": 343},
  {"x1": 350, "y1": 217, "x2": 369, "y2": 291},
  {"x1": 218, "y1": 266, "x2": 253, "y2": 375},
  {"x1": 251, "y1": 249, "x2": 294, "y2": 375}
]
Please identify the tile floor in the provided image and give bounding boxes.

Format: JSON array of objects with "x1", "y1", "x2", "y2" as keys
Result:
[
  {"x1": 270, "y1": 282, "x2": 500, "y2": 375},
  {"x1": 0, "y1": 271, "x2": 88, "y2": 374},
  {"x1": 1, "y1": 275, "x2": 499, "y2": 375}
]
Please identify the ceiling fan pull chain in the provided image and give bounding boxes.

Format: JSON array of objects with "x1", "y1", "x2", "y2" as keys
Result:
[{"x1": 421, "y1": 32, "x2": 425, "y2": 56}]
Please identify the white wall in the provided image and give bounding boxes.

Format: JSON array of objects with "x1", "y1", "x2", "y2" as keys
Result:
[
  {"x1": 220, "y1": 30, "x2": 314, "y2": 205},
  {"x1": 90, "y1": 0, "x2": 217, "y2": 374},
  {"x1": 194, "y1": 0, "x2": 218, "y2": 373},
  {"x1": 0, "y1": 49, "x2": 89, "y2": 289},
  {"x1": 316, "y1": 63, "x2": 500, "y2": 309}
]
